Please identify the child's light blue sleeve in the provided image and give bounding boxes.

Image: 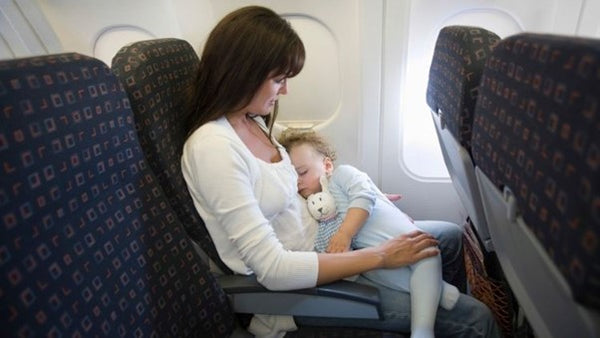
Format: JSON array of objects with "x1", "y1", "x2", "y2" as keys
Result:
[{"x1": 330, "y1": 165, "x2": 377, "y2": 214}]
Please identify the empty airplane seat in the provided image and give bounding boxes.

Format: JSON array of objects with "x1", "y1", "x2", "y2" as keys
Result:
[
  {"x1": 0, "y1": 53, "x2": 234, "y2": 336},
  {"x1": 426, "y1": 26, "x2": 500, "y2": 251},
  {"x1": 110, "y1": 38, "x2": 232, "y2": 274},
  {"x1": 471, "y1": 33, "x2": 600, "y2": 338}
]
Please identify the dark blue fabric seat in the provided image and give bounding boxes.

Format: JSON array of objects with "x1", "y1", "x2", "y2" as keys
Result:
[
  {"x1": 0, "y1": 53, "x2": 234, "y2": 337},
  {"x1": 110, "y1": 38, "x2": 231, "y2": 274},
  {"x1": 472, "y1": 33, "x2": 600, "y2": 337},
  {"x1": 426, "y1": 25, "x2": 500, "y2": 251}
]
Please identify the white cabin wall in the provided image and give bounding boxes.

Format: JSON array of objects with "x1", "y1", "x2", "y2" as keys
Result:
[
  {"x1": 170, "y1": 0, "x2": 215, "y2": 52},
  {"x1": 0, "y1": 0, "x2": 62, "y2": 59},
  {"x1": 1, "y1": 0, "x2": 216, "y2": 64},
  {"x1": 358, "y1": 1, "x2": 385, "y2": 182},
  {"x1": 37, "y1": 0, "x2": 179, "y2": 53},
  {"x1": 37, "y1": 0, "x2": 183, "y2": 64},
  {"x1": 578, "y1": 0, "x2": 600, "y2": 37}
]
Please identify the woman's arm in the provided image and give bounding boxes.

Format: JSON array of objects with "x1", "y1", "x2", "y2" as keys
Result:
[
  {"x1": 184, "y1": 132, "x2": 320, "y2": 290},
  {"x1": 317, "y1": 230, "x2": 439, "y2": 284}
]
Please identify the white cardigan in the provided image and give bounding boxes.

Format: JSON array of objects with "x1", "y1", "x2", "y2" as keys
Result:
[{"x1": 181, "y1": 116, "x2": 318, "y2": 291}]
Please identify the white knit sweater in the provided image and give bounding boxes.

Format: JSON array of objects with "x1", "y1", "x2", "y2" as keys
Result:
[{"x1": 181, "y1": 116, "x2": 318, "y2": 291}]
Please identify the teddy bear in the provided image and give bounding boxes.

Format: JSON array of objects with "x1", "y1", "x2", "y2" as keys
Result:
[{"x1": 306, "y1": 175, "x2": 345, "y2": 253}]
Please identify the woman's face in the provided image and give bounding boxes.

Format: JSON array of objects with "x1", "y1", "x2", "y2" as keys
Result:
[
  {"x1": 289, "y1": 143, "x2": 333, "y2": 198},
  {"x1": 245, "y1": 73, "x2": 288, "y2": 115}
]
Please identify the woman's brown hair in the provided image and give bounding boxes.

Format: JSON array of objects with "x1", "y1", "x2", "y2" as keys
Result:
[{"x1": 184, "y1": 6, "x2": 305, "y2": 137}]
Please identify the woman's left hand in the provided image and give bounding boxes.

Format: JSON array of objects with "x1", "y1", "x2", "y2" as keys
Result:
[{"x1": 378, "y1": 230, "x2": 439, "y2": 268}]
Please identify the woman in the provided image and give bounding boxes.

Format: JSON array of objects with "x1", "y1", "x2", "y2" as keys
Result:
[{"x1": 181, "y1": 5, "x2": 500, "y2": 337}]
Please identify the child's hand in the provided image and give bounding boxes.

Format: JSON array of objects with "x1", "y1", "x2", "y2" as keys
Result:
[
  {"x1": 385, "y1": 193, "x2": 402, "y2": 202},
  {"x1": 326, "y1": 230, "x2": 352, "y2": 253}
]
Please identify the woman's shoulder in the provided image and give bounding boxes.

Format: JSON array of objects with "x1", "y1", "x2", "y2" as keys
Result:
[
  {"x1": 186, "y1": 118, "x2": 235, "y2": 145},
  {"x1": 188, "y1": 117, "x2": 229, "y2": 138},
  {"x1": 183, "y1": 117, "x2": 244, "y2": 156}
]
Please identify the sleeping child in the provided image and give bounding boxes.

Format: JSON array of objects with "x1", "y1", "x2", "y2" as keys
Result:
[{"x1": 278, "y1": 129, "x2": 460, "y2": 338}]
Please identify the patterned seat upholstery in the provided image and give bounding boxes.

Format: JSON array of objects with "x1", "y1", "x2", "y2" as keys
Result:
[
  {"x1": 110, "y1": 39, "x2": 231, "y2": 274},
  {"x1": 426, "y1": 26, "x2": 500, "y2": 251},
  {"x1": 0, "y1": 53, "x2": 234, "y2": 337},
  {"x1": 472, "y1": 33, "x2": 600, "y2": 337}
]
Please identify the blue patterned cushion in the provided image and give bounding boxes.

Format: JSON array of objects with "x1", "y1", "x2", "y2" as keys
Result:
[
  {"x1": 471, "y1": 34, "x2": 600, "y2": 309},
  {"x1": 111, "y1": 39, "x2": 231, "y2": 275},
  {"x1": 427, "y1": 26, "x2": 500, "y2": 150},
  {"x1": 0, "y1": 53, "x2": 234, "y2": 336}
]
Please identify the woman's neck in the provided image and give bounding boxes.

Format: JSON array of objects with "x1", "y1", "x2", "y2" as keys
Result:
[
  {"x1": 226, "y1": 110, "x2": 251, "y2": 127},
  {"x1": 226, "y1": 111, "x2": 281, "y2": 163}
]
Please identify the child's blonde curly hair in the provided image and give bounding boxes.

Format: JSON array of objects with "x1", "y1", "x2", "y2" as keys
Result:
[{"x1": 278, "y1": 129, "x2": 337, "y2": 162}]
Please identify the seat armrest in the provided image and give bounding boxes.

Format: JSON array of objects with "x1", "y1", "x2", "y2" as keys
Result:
[{"x1": 218, "y1": 274, "x2": 382, "y2": 319}]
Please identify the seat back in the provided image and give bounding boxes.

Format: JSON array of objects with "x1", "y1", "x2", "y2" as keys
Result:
[
  {"x1": 110, "y1": 38, "x2": 231, "y2": 274},
  {"x1": 472, "y1": 33, "x2": 600, "y2": 337},
  {"x1": 426, "y1": 25, "x2": 500, "y2": 251},
  {"x1": 0, "y1": 53, "x2": 234, "y2": 336}
]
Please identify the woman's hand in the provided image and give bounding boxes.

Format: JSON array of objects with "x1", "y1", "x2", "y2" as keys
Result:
[
  {"x1": 378, "y1": 230, "x2": 439, "y2": 268},
  {"x1": 316, "y1": 230, "x2": 439, "y2": 285}
]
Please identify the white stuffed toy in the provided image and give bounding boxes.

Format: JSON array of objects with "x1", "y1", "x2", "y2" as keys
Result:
[{"x1": 306, "y1": 176, "x2": 345, "y2": 252}]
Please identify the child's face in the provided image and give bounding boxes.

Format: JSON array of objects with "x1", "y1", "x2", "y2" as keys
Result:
[{"x1": 288, "y1": 143, "x2": 332, "y2": 198}]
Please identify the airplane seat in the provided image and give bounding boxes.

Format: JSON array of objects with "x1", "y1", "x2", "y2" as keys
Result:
[
  {"x1": 426, "y1": 25, "x2": 500, "y2": 252},
  {"x1": 110, "y1": 38, "x2": 408, "y2": 336},
  {"x1": 110, "y1": 38, "x2": 231, "y2": 274},
  {"x1": 0, "y1": 53, "x2": 235, "y2": 336},
  {"x1": 471, "y1": 33, "x2": 600, "y2": 338},
  {"x1": 426, "y1": 26, "x2": 515, "y2": 337}
]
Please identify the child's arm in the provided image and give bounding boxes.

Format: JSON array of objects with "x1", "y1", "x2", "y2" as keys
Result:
[
  {"x1": 326, "y1": 165, "x2": 377, "y2": 253},
  {"x1": 384, "y1": 193, "x2": 402, "y2": 202},
  {"x1": 327, "y1": 207, "x2": 368, "y2": 253}
]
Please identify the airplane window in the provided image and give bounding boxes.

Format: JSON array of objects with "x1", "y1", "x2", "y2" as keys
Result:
[
  {"x1": 402, "y1": 8, "x2": 521, "y2": 179},
  {"x1": 276, "y1": 15, "x2": 340, "y2": 129},
  {"x1": 93, "y1": 26, "x2": 155, "y2": 65}
]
